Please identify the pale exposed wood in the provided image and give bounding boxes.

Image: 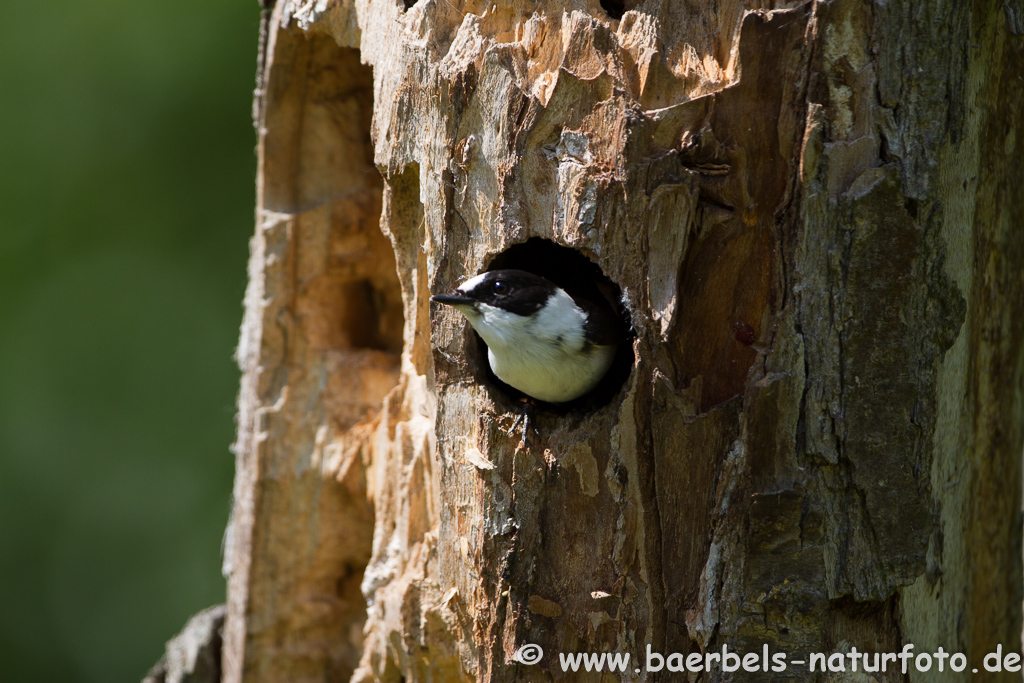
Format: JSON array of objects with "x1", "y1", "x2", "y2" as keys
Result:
[
  {"x1": 145, "y1": 605, "x2": 226, "y2": 683},
  {"x1": 221, "y1": 1, "x2": 1024, "y2": 682}
]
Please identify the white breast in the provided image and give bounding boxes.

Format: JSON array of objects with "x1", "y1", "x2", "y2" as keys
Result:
[{"x1": 463, "y1": 290, "x2": 616, "y2": 403}]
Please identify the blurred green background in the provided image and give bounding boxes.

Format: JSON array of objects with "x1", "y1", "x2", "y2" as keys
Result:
[{"x1": 0, "y1": 1, "x2": 260, "y2": 681}]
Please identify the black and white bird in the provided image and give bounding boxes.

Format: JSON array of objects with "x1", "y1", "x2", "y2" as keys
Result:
[{"x1": 431, "y1": 269, "x2": 621, "y2": 404}]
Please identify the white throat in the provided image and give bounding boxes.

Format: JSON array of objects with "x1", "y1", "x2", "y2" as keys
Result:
[{"x1": 457, "y1": 289, "x2": 616, "y2": 403}]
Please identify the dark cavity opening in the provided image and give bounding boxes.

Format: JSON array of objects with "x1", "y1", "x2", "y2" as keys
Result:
[
  {"x1": 339, "y1": 279, "x2": 404, "y2": 353},
  {"x1": 600, "y1": 0, "x2": 626, "y2": 20},
  {"x1": 467, "y1": 237, "x2": 634, "y2": 414}
]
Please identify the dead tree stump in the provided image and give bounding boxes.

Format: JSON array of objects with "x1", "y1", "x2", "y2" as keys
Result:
[{"x1": 221, "y1": 1, "x2": 1024, "y2": 681}]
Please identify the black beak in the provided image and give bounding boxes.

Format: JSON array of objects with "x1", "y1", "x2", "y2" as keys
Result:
[{"x1": 430, "y1": 293, "x2": 475, "y2": 306}]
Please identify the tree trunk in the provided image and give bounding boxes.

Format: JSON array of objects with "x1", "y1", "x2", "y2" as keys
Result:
[{"x1": 221, "y1": 0, "x2": 1024, "y2": 681}]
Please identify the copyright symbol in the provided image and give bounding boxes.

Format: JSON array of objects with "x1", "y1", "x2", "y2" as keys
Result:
[{"x1": 513, "y1": 643, "x2": 544, "y2": 665}]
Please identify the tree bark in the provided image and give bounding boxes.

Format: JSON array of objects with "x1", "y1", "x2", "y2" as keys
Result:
[{"x1": 222, "y1": 0, "x2": 1024, "y2": 681}]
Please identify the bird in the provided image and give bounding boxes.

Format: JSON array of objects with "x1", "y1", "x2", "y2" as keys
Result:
[{"x1": 430, "y1": 269, "x2": 621, "y2": 405}]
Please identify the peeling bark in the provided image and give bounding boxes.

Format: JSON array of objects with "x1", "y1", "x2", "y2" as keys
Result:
[{"x1": 221, "y1": 1, "x2": 1024, "y2": 682}]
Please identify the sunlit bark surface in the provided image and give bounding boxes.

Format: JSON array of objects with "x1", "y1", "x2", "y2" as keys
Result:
[{"x1": 221, "y1": 1, "x2": 1024, "y2": 681}]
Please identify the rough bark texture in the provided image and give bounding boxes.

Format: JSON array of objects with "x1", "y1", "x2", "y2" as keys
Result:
[
  {"x1": 222, "y1": 0, "x2": 1024, "y2": 681},
  {"x1": 145, "y1": 605, "x2": 226, "y2": 683}
]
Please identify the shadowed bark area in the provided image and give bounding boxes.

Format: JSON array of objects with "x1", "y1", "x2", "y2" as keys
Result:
[{"x1": 220, "y1": 1, "x2": 1024, "y2": 682}]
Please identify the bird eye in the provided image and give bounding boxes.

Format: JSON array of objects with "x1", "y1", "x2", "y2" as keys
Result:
[{"x1": 493, "y1": 280, "x2": 508, "y2": 294}]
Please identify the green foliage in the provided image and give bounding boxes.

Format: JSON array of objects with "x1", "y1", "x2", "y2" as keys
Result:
[{"x1": 0, "y1": 1, "x2": 259, "y2": 680}]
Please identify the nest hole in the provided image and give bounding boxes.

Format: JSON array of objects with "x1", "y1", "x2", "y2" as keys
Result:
[{"x1": 466, "y1": 238, "x2": 634, "y2": 415}]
